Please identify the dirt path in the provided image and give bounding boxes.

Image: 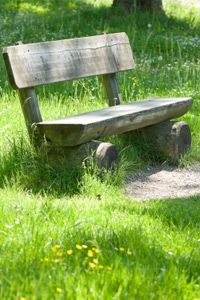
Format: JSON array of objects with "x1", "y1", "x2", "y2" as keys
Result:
[{"x1": 125, "y1": 163, "x2": 200, "y2": 201}]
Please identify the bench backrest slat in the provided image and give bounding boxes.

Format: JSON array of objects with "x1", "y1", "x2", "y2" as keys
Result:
[{"x1": 3, "y1": 32, "x2": 135, "y2": 89}]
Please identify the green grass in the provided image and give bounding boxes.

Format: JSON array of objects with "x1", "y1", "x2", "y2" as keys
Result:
[{"x1": 0, "y1": 0, "x2": 200, "y2": 299}]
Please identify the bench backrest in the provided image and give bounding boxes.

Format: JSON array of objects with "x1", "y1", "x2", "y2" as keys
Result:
[
  {"x1": 3, "y1": 32, "x2": 135, "y2": 89},
  {"x1": 3, "y1": 32, "x2": 135, "y2": 145}
]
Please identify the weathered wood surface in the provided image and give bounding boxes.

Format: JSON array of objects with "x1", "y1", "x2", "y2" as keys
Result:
[
  {"x1": 102, "y1": 73, "x2": 121, "y2": 106},
  {"x1": 18, "y1": 88, "x2": 42, "y2": 144},
  {"x1": 3, "y1": 33, "x2": 135, "y2": 89},
  {"x1": 37, "y1": 97, "x2": 192, "y2": 147},
  {"x1": 131, "y1": 120, "x2": 191, "y2": 162},
  {"x1": 41, "y1": 140, "x2": 118, "y2": 169}
]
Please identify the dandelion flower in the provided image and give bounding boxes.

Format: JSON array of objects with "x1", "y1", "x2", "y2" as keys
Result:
[
  {"x1": 82, "y1": 245, "x2": 88, "y2": 249},
  {"x1": 56, "y1": 288, "x2": 62, "y2": 293},
  {"x1": 98, "y1": 265, "x2": 104, "y2": 269},
  {"x1": 92, "y1": 247, "x2": 100, "y2": 253},
  {"x1": 119, "y1": 247, "x2": 125, "y2": 252},
  {"x1": 51, "y1": 247, "x2": 57, "y2": 252},
  {"x1": 87, "y1": 250, "x2": 94, "y2": 257},
  {"x1": 67, "y1": 249, "x2": 73, "y2": 255},
  {"x1": 93, "y1": 259, "x2": 98, "y2": 264},
  {"x1": 20, "y1": 297, "x2": 26, "y2": 300},
  {"x1": 76, "y1": 244, "x2": 82, "y2": 250},
  {"x1": 127, "y1": 251, "x2": 132, "y2": 255},
  {"x1": 55, "y1": 245, "x2": 61, "y2": 249},
  {"x1": 106, "y1": 266, "x2": 112, "y2": 270},
  {"x1": 89, "y1": 262, "x2": 96, "y2": 269},
  {"x1": 56, "y1": 252, "x2": 63, "y2": 257},
  {"x1": 53, "y1": 259, "x2": 62, "y2": 263},
  {"x1": 44, "y1": 257, "x2": 50, "y2": 262}
]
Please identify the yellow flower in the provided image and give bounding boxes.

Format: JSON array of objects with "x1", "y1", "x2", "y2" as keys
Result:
[
  {"x1": 76, "y1": 244, "x2": 82, "y2": 250},
  {"x1": 89, "y1": 262, "x2": 96, "y2": 269},
  {"x1": 53, "y1": 258, "x2": 62, "y2": 263},
  {"x1": 55, "y1": 245, "x2": 61, "y2": 249},
  {"x1": 127, "y1": 251, "x2": 132, "y2": 255},
  {"x1": 87, "y1": 250, "x2": 94, "y2": 257},
  {"x1": 119, "y1": 247, "x2": 125, "y2": 252},
  {"x1": 51, "y1": 247, "x2": 57, "y2": 252},
  {"x1": 92, "y1": 247, "x2": 100, "y2": 253},
  {"x1": 106, "y1": 266, "x2": 112, "y2": 270},
  {"x1": 82, "y1": 244, "x2": 88, "y2": 249},
  {"x1": 56, "y1": 252, "x2": 63, "y2": 257},
  {"x1": 56, "y1": 287, "x2": 62, "y2": 293},
  {"x1": 98, "y1": 265, "x2": 104, "y2": 269},
  {"x1": 44, "y1": 257, "x2": 50, "y2": 262},
  {"x1": 66, "y1": 249, "x2": 73, "y2": 255},
  {"x1": 93, "y1": 259, "x2": 98, "y2": 264},
  {"x1": 20, "y1": 297, "x2": 26, "y2": 300}
]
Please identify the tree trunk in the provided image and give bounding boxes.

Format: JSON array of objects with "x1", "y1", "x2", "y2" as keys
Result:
[{"x1": 113, "y1": 0, "x2": 163, "y2": 11}]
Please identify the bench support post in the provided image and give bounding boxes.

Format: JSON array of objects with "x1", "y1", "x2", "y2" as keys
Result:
[
  {"x1": 102, "y1": 73, "x2": 121, "y2": 106},
  {"x1": 18, "y1": 88, "x2": 43, "y2": 146},
  {"x1": 131, "y1": 120, "x2": 191, "y2": 163},
  {"x1": 41, "y1": 140, "x2": 118, "y2": 169}
]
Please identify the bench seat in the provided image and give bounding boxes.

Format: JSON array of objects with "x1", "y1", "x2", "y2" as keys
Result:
[{"x1": 37, "y1": 97, "x2": 192, "y2": 147}]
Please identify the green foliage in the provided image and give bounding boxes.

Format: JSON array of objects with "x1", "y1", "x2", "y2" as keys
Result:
[
  {"x1": 0, "y1": 189, "x2": 199, "y2": 299},
  {"x1": 0, "y1": 0, "x2": 200, "y2": 299}
]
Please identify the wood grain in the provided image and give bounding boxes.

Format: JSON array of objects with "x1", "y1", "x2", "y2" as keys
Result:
[
  {"x1": 102, "y1": 73, "x2": 121, "y2": 106},
  {"x1": 18, "y1": 88, "x2": 42, "y2": 145},
  {"x1": 36, "y1": 97, "x2": 192, "y2": 147},
  {"x1": 3, "y1": 33, "x2": 135, "y2": 89}
]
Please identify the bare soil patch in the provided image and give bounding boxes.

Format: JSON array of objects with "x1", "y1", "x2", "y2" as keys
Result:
[{"x1": 125, "y1": 163, "x2": 200, "y2": 201}]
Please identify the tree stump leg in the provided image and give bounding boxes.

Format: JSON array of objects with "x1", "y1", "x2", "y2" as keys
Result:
[
  {"x1": 40, "y1": 140, "x2": 118, "y2": 169},
  {"x1": 131, "y1": 121, "x2": 191, "y2": 162},
  {"x1": 95, "y1": 142, "x2": 118, "y2": 169}
]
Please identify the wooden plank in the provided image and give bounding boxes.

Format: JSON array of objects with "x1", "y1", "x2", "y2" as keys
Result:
[
  {"x1": 3, "y1": 33, "x2": 135, "y2": 89},
  {"x1": 18, "y1": 88, "x2": 43, "y2": 145},
  {"x1": 36, "y1": 97, "x2": 192, "y2": 147},
  {"x1": 102, "y1": 73, "x2": 121, "y2": 106}
]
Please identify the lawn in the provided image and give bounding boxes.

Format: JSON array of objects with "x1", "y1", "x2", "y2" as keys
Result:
[{"x1": 0, "y1": 0, "x2": 199, "y2": 299}]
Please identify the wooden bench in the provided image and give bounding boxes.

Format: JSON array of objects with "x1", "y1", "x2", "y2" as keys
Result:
[{"x1": 3, "y1": 33, "x2": 192, "y2": 167}]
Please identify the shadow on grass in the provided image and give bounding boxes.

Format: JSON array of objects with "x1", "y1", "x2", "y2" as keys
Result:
[
  {"x1": 143, "y1": 196, "x2": 200, "y2": 228},
  {"x1": 0, "y1": 139, "x2": 85, "y2": 196},
  {"x1": 0, "y1": 131, "x2": 163, "y2": 196},
  {"x1": 108, "y1": 194, "x2": 200, "y2": 229}
]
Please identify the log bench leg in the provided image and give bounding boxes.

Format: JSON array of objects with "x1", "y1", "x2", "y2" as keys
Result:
[
  {"x1": 40, "y1": 140, "x2": 118, "y2": 169},
  {"x1": 131, "y1": 120, "x2": 191, "y2": 163}
]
